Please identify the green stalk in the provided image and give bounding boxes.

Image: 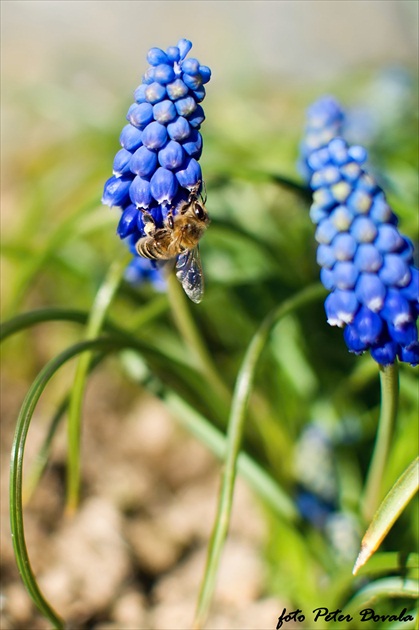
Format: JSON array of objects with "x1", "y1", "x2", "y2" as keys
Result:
[
  {"x1": 361, "y1": 362, "x2": 399, "y2": 523},
  {"x1": 23, "y1": 397, "x2": 67, "y2": 504},
  {"x1": 23, "y1": 353, "x2": 107, "y2": 503},
  {"x1": 193, "y1": 283, "x2": 325, "y2": 629},
  {"x1": 66, "y1": 252, "x2": 131, "y2": 514},
  {"x1": 166, "y1": 272, "x2": 231, "y2": 407},
  {"x1": 0, "y1": 308, "x2": 89, "y2": 341}
]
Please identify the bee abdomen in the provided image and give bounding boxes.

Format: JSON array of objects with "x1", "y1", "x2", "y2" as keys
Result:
[{"x1": 136, "y1": 237, "x2": 159, "y2": 260}]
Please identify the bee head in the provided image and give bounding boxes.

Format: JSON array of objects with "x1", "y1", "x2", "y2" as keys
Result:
[{"x1": 192, "y1": 201, "x2": 209, "y2": 224}]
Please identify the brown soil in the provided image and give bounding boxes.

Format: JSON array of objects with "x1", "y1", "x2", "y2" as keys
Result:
[{"x1": 1, "y1": 369, "x2": 283, "y2": 629}]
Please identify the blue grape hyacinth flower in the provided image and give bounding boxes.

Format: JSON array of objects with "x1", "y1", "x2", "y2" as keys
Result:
[
  {"x1": 102, "y1": 38, "x2": 211, "y2": 280},
  {"x1": 304, "y1": 124, "x2": 418, "y2": 366},
  {"x1": 293, "y1": 423, "x2": 338, "y2": 528},
  {"x1": 123, "y1": 234, "x2": 166, "y2": 290},
  {"x1": 293, "y1": 422, "x2": 360, "y2": 561}
]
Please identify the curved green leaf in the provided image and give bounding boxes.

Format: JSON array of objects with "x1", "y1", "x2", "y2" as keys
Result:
[
  {"x1": 66, "y1": 252, "x2": 131, "y2": 513},
  {"x1": 354, "y1": 457, "x2": 419, "y2": 575},
  {"x1": 11, "y1": 332, "x2": 299, "y2": 627},
  {"x1": 345, "y1": 577, "x2": 418, "y2": 623},
  {"x1": 10, "y1": 338, "x2": 127, "y2": 629},
  {"x1": 23, "y1": 352, "x2": 107, "y2": 503},
  {"x1": 193, "y1": 282, "x2": 325, "y2": 629},
  {"x1": 0, "y1": 308, "x2": 90, "y2": 342}
]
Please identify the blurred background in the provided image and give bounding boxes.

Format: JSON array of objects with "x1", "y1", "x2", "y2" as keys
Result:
[
  {"x1": 1, "y1": 2, "x2": 418, "y2": 629},
  {"x1": 2, "y1": 1, "x2": 418, "y2": 154}
]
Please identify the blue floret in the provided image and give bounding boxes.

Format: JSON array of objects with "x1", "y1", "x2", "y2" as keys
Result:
[
  {"x1": 301, "y1": 98, "x2": 418, "y2": 366},
  {"x1": 102, "y1": 38, "x2": 211, "y2": 288}
]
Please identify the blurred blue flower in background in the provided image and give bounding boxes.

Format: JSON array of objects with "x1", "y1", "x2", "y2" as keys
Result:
[
  {"x1": 301, "y1": 97, "x2": 419, "y2": 366},
  {"x1": 293, "y1": 423, "x2": 338, "y2": 505},
  {"x1": 293, "y1": 423, "x2": 337, "y2": 530},
  {"x1": 298, "y1": 95, "x2": 345, "y2": 182},
  {"x1": 294, "y1": 423, "x2": 360, "y2": 561},
  {"x1": 344, "y1": 67, "x2": 415, "y2": 146},
  {"x1": 102, "y1": 38, "x2": 211, "y2": 284}
]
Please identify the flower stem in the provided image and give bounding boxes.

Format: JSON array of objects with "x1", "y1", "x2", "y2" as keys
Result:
[
  {"x1": 166, "y1": 272, "x2": 231, "y2": 408},
  {"x1": 361, "y1": 362, "x2": 399, "y2": 523},
  {"x1": 66, "y1": 251, "x2": 131, "y2": 514},
  {"x1": 193, "y1": 283, "x2": 325, "y2": 630}
]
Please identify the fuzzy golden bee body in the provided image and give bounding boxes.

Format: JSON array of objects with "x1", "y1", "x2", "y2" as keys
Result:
[{"x1": 135, "y1": 185, "x2": 210, "y2": 303}]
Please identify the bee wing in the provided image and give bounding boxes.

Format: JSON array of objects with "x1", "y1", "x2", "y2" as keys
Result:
[{"x1": 175, "y1": 247, "x2": 204, "y2": 303}]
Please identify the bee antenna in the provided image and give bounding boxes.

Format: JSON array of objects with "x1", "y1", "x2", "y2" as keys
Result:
[
  {"x1": 188, "y1": 180, "x2": 206, "y2": 204},
  {"x1": 201, "y1": 180, "x2": 207, "y2": 204},
  {"x1": 188, "y1": 183, "x2": 198, "y2": 202}
]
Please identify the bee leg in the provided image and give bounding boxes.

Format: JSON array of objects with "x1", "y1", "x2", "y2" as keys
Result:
[
  {"x1": 188, "y1": 180, "x2": 201, "y2": 199},
  {"x1": 200, "y1": 180, "x2": 207, "y2": 204},
  {"x1": 165, "y1": 210, "x2": 175, "y2": 230},
  {"x1": 188, "y1": 180, "x2": 206, "y2": 203},
  {"x1": 135, "y1": 236, "x2": 154, "y2": 259},
  {"x1": 140, "y1": 210, "x2": 156, "y2": 237}
]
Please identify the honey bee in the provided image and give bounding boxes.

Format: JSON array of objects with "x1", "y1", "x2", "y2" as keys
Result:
[{"x1": 135, "y1": 183, "x2": 210, "y2": 303}]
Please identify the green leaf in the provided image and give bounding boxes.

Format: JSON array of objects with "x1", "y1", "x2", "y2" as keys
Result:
[
  {"x1": 23, "y1": 352, "x2": 107, "y2": 503},
  {"x1": 354, "y1": 457, "x2": 419, "y2": 575},
  {"x1": 9, "y1": 338, "x2": 126, "y2": 629},
  {"x1": 1, "y1": 308, "x2": 90, "y2": 342},
  {"x1": 193, "y1": 282, "x2": 325, "y2": 629},
  {"x1": 66, "y1": 251, "x2": 132, "y2": 513},
  {"x1": 353, "y1": 552, "x2": 419, "y2": 578},
  {"x1": 345, "y1": 577, "x2": 418, "y2": 620}
]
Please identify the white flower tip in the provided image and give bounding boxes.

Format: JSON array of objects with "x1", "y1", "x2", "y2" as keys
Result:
[
  {"x1": 393, "y1": 313, "x2": 412, "y2": 328},
  {"x1": 327, "y1": 316, "x2": 344, "y2": 328},
  {"x1": 367, "y1": 297, "x2": 384, "y2": 312}
]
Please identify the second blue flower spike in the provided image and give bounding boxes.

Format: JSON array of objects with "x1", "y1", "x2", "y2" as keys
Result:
[{"x1": 302, "y1": 97, "x2": 419, "y2": 366}]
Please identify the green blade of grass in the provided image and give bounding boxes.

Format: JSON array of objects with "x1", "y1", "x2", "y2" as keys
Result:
[
  {"x1": 0, "y1": 299, "x2": 169, "y2": 344},
  {"x1": 22, "y1": 352, "x2": 108, "y2": 503},
  {"x1": 354, "y1": 457, "x2": 419, "y2": 575},
  {"x1": 66, "y1": 252, "x2": 131, "y2": 514},
  {"x1": 1, "y1": 305, "x2": 228, "y2": 424},
  {"x1": 10, "y1": 337, "x2": 128, "y2": 629},
  {"x1": 193, "y1": 282, "x2": 325, "y2": 629},
  {"x1": 0, "y1": 308, "x2": 90, "y2": 341},
  {"x1": 353, "y1": 552, "x2": 419, "y2": 578},
  {"x1": 166, "y1": 273, "x2": 231, "y2": 409},
  {"x1": 10, "y1": 331, "x2": 298, "y2": 628},
  {"x1": 345, "y1": 577, "x2": 418, "y2": 626}
]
